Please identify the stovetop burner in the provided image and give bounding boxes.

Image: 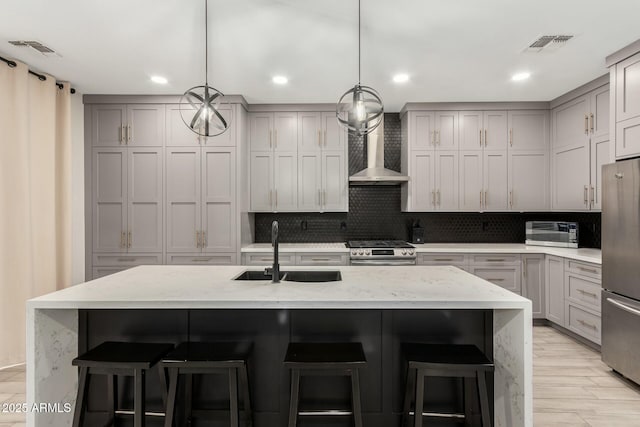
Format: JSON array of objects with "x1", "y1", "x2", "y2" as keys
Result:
[{"x1": 347, "y1": 240, "x2": 414, "y2": 249}]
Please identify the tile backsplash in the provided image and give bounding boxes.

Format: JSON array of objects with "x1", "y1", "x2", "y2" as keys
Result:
[{"x1": 254, "y1": 113, "x2": 602, "y2": 248}]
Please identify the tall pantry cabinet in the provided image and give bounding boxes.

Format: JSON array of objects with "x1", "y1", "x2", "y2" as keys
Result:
[{"x1": 85, "y1": 97, "x2": 247, "y2": 279}]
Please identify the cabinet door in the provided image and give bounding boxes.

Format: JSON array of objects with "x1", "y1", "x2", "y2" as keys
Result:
[
  {"x1": 546, "y1": 255, "x2": 565, "y2": 326},
  {"x1": 410, "y1": 152, "x2": 435, "y2": 211},
  {"x1": 322, "y1": 152, "x2": 347, "y2": 211},
  {"x1": 589, "y1": 136, "x2": 611, "y2": 211},
  {"x1": 458, "y1": 111, "x2": 483, "y2": 150},
  {"x1": 590, "y1": 85, "x2": 609, "y2": 140},
  {"x1": 127, "y1": 104, "x2": 165, "y2": 146},
  {"x1": 509, "y1": 151, "x2": 548, "y2": 211},
  {"x1": 322, "y1": 112, "x2": 346, "y2": 151},
  {"x1": 435, "y1": 111, "x2": 458, "y2": 150},
  {"x1": 128, "y1": 148, "x2": 163, "y2": 252},
  {"x1": 409, "y1": 111, "x2": 435, "y2": 149},
  {"x1": 523, "y1": 255, "x2": 545, "y2": 319},
  {"x1": 615, "y1": 116, "x2": 640, "y2": 159},
  {"x1": 484, "y1": 111, "x2": 508, "y2": 150},
  {"x1": 166, "y1": 104, "x2": 201, "y2": 147},
  {"x1": 470, "y1": 266, "x2": 521, "y2": 294},
  {"x1": 249, "y1": 113, "x2": 273, "y2": 151},
  {"x1": 298, "y1": 112, "x2": 322, "y2": 152},
  {"x1": 204, "y1": 105, "x2": 235, "y2": 147},
  {"x1": 93, "y1": 148, "x2": 127, "y2": 252},
  {"x1": 274, "y1": 112, "x2": 298, "y2": 152},
  {"x1": 202, "y1": 148, "x2": 236, "y2": 252},
  {"x1": 483, "y1": 151, "x2": 508, "y2": 211},
  {"x1": 249, "y1": 152, "x2": 273, "y2": 211},
  {"x1": 435, "y1": 151, "x2": 458, "y2": 211},
  {"x1": 459, "y1": 151, "x2": 483, "y2": 211},
  {"x1": 166, "y1": 149, "x2": 201, "y2": 252},
  {"x1": 92, "y1": 105, "x2": 126, "y2": 146},
  {"x1": 508, "y1": 110, "x2": 549, "y2": 150},
  {"x1": 273, "y1": 152, "x2": 298, "y2": 211},
  {"x1": 297, "y1": 153, "x2": 321, "y2": 211},
  {"x1": 552, "y1": 96, "x2": 589, "y2": 149},
  {"x1": 552, "y1": 144, "x2": 590, "y2": 210},
  {"x1": 616, "y1": 52, "x2": 640, "y2": 122}
]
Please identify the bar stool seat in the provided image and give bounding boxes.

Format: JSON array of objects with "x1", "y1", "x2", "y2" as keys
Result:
[
  {"x1": 72, "y1": 341, "x2": 174, "y2": 427},
  {"x1": 402, "y1": 343, "x2": 494, "y2": 427},
  {"x1": 161, "y1": 342, "x2": 253, "y2": 427},
  {"x1": 284, "y1": 342, "x2": 367, "y2": 427}
]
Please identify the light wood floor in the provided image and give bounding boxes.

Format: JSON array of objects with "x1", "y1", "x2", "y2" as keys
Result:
[{"x1": 1, "y1": 326, "x2": 639, "y2": 426}]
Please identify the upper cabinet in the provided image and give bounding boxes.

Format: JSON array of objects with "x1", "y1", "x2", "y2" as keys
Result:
[
  {"x1": 248, "y1": 110, "x2": 348, "y2": 213},
  {"x1": 92, "y1": 104, "x2": 165, "y2": 147},
  {"x1": 608, "y1": 46, "x2": 640, "y2": 159},
  {"x1": 508, "y1": 110, "x2": 549, "y2": 150},
  {"x1": 166, "y1": 104, "x2": 235, "y2": 147},
  {"x1": 408, "y1": 111, "x2": 458, "y2": 150},
  {"x1": 551, "y1": 84, "x2": 610, "y2": 211},
  {"x1": 459, "y1": 111, "x2": 508, "y2": 151}
]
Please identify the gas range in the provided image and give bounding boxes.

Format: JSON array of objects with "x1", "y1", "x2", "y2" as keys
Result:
[{"x1": 347, "y1": 240, "x2": 416, "y2": 266}]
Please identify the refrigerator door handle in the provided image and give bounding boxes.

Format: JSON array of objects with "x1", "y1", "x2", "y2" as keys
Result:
[{"x1": 607, "y1": 297, "x2": 640, "y2": 317}]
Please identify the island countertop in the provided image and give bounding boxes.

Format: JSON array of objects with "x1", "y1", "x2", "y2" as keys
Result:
[{"x1": 28, "y1": 265, "x2": 531, "y2": 310}]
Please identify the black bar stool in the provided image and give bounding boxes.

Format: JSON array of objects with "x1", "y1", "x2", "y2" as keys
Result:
[
  {"x1": 284, "y1": 342, "x2": 367, "y2": 427},
  {"x1": 401, "y1": 343, "x2": 494, "y2": 427},
  {"x1": 161, "y1": 341, "x2": 253, "y2": 427},
  {"x1": 72, "y1": 341, "x2": 174, "y2": 427}
]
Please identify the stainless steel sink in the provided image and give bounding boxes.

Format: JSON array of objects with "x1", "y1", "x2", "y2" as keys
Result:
[
  {"x1": 233, "y1": 270, "x2": 287, "y2": 281},
  {"x1": 283, "y1": 271, "x2": 342, "y2": 282},
  {"x1": 233, "y1": 270, "x2": 341, "y2": 282}
]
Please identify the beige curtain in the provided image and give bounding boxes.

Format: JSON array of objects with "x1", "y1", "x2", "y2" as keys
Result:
[{"x1": 0, "y1": 60, "x2": 72, "y2": 367}]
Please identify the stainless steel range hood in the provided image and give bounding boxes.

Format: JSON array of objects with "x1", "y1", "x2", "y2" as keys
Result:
[{"x1": 349, "y1": 119, "x2": 409, "y2": 185}]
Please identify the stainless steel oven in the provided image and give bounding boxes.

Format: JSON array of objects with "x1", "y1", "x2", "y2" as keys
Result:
[{"x1": 348, "y1": 240, "x2": 416, "y2": 266}]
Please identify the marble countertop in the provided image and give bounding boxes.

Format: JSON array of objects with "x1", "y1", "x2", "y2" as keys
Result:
[
  {"x1": 241, "y1": 243, "x2": 601, "y2": 264},
  {"x1": 28, "y1": 265, "x2": 530, "y2": 310}
]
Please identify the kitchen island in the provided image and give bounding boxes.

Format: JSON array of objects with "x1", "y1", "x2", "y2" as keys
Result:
[{"x1": 27, "y1": 265, "x2": 532, "y2": 426}]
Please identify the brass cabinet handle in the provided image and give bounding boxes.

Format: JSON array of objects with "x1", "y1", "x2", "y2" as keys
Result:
[
  {"x1": 590, "y1": 113, "x2": 594, "y2": 133},
  {"x1": 484, "y1": 129, "x2": 488, "y2": 147},
  {"x1": 196, "y1": 231, "x2": 201, "y2": 248},
  {"x1": 311, "y1": 258, "x2": 332, "y2": 261},
  {"x1": 434, "y1": 258, "x2": 454, "y2": 262},
  {"x1": 480, "y1": 190, "x2": 483, "y2": 208},
  {"x1": 488, "y1": 278, "x2": 505, "y2": 282},
  {"x1": 578, "y1": 319, "x2": 597, "y2": 330},
  {"x1": 128, "y1": 125, "x2": 132, "y2": 143},
  {"x1": 479, "y1": 129, "x2": 482, "y2": 146},
  {"x1": 119, "y1": 126, "x2": 123, "y2": 144},
  {"x1": 584, "y1": 185, "x2": 588, "y2": 205},
  {"x1": 117, "y1": 258, "x2": 136, "y2": 262},
  {"x1": 192, "y1": 258, "x2": 212, "y2": 262},
  {"x1": 127, "y1": 231, "x2": 131, "y2": 248},
  {"x1": 486, "y1": 258, "x2": 506, "y2": 262},
  {"x1": 584, "y1": 114, "x2": 589, "y2": 134},
  {"x1": 577, "y1": 265, "x2": 599, "y2": 274},
  {"x1": 484, "y1": 191, "x2": 488, "y2": 207},
  {"x1": 202, "y1": 231, "x2": 207, "y2": 248},
  {"x1": 577, "y1": 289, "x2": 598, "y2": 298},
  {"x1": 509, "y1": 129, "x2": 513, "y2": 146},
  {"x1": 509, "y1": 190, "x2": 513, "y2": 208},
  {"x1": 259, "y1": 257, "x2": 273, "y2": 261},
  {"x1": 590, "y1": 185, "x2": 595, "y2": 206},
  {"x1": 120, "y1": 231, "x2": 125, "y2": 248}
]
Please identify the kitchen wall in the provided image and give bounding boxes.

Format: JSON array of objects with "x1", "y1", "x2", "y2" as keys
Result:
[{"x1": 254, "y1": 113, "x2": 602, "y2": 248}]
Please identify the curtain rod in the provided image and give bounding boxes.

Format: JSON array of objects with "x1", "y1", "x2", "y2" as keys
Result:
[{"x1": 0, "y1": 55, "x2": 76, "y2": 94}]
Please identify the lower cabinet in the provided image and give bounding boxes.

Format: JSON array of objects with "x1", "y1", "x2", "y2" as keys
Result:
[
  {"x1": 242, "y1": 252, "x2": 296, "y2": 266},
  {"x1": 545, "y1": 255, "x2": 565, "y2": 325},
  {"x1": 295, "y1": 253, "x2": 349, "y2": 266},
  {"x1": 241, "y1": 251, "x2": 348, "y2": 266},
  {"x1": 91, "y1": 253, "x2": 162, "y2": 279},
  {"x1": 469, "y1": 254, "x2": 522, "y2": 294},
  {"x1": 166, "y1": 253, "x2": 237, "y2": 265},
  {"x1": 416, "y1": 253, "x2": 469, "y2": 271},
  {"x1": 522, "y1": 255, "x2": 545, "y2": 319}
]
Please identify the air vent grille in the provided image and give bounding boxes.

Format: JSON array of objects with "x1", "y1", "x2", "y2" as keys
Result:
[
  {"x1": 8, "y1": 40, "x2": 57, "y2": 56},
  {"x1": 525, "y1": 35, "x2": 574, "y2": 52}
]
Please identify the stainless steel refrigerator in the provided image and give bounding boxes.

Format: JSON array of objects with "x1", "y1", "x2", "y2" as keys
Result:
[{"x1": 602, "y1": 159, "x2": 640, "y2": 385}]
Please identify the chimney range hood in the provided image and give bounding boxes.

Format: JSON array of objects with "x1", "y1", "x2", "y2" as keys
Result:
[{"x1": 349, "y1": 119, "x2": 409, "y2": 185}]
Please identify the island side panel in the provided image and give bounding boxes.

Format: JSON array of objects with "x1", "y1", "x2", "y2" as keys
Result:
[
  {"x1": 494, "y1": 306, "x2": 533, "y2": 427},
  {"x1": 27, "y1": 308, "x2": 78, "y2": 427}
]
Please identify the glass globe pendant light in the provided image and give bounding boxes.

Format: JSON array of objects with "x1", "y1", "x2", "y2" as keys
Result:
[
  {"x1": 180, "y1": 0, "x2": 232, "y2": 137},
  {"x1": 336, "y1": 0, "x2": 384, "y2": 136}
]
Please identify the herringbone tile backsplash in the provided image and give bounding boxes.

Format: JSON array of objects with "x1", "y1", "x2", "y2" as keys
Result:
[{"x1": 255, "y1": 113, "x2": 602, "y2": 248}]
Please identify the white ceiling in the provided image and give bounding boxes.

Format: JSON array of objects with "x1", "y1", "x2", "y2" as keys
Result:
[{"x1": 1, "y1": 0, "x2": 639, "y2": 111}]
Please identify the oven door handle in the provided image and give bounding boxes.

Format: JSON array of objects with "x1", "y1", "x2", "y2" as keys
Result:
[
  {"x1": 606, "y1": 298, "x2": 640, "y2": 317},
  {"x1": 350, "y1": 259, "x2": 416, "y2": 266}
]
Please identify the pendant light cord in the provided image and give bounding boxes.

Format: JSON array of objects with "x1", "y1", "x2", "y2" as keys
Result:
[
  {"x1": 205, "y1": 0, "x2": 208, "y2": 86},
  {"x1": 358, "y1": 0, "x2": 361, "y2": 85}
]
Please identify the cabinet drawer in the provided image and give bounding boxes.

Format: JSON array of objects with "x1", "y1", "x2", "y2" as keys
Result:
[
  {"x1": 567, "y1": 303, "x2": 601, "y2": 344},
  {"x1": 296, "y1": 253, "x2": 348, "y2": 266},
  {"x1": 470, "y1": 266, "x2": 521, "y2": 294},
  {"x1": 566, "y1": 260, "x2": 601, "y2": 279},
  {"x1": 417, "y1": 253, "x2": 468, "y2": 266},
  {"x1": 471, "y1": 254, "x2": 520, "y2": 265},
  {"x1": 242, "y1": 252, "x2": 296, "y2": 266},
  {"x1": 93, "y1": 254, "x2": 162, "y2": 266},
  {"x1": 167, "y1": 253, "x2": 237, "y2": 265},
  {"x1": 566, "y1": 273, "x2": 601, "y2": 313}
]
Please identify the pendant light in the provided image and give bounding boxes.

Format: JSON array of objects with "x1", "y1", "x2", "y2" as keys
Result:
[
  {"x1": 180, "y1": 0, "x2": 232, "y2": 137},
  {"x1": 336, "y1": 0, "x2": 384, "y2": 136}
]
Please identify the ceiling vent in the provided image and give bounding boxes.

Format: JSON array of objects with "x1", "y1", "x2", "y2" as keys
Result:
[
  {"x1": 525, "y1": 35, "x2": 574, "y2": 53},
  {"x1": 8, "y1": 40, "x2": 60, "y2": 57}
]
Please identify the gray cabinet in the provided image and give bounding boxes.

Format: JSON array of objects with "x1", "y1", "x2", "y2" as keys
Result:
[
  {"x1": 545, "y1": 255, "x2": 565, "y2": 326},
  {"x1": 522, "y1": 255, "x2": 545, "y2": 319},
  {"x1": 614, "y1": 51, "x2": 640, "y2": 159},
  {"x1": 507, "y1": 110, "x2": 549, "y2": 150},
  {"x1": 166, "y1": 147, "x2": 236, "y2": 254},
  {"x1": 508, "y1": 150, "x2": 549, "y2": 211},
  {"x1": 459, "y1": 110, "x2": 507, "y2": 151},
  {"x1": 241, "y1": 252, "x2": 347, "y2": 266},
  {"x1": 564, "y1": 260, "x2": 602, "y2": 344},
  {"x1": 92, "y1": 104, "x2": 165, "y2": 147},
  {"x1": 551, "y1": 85, "x2": 610, "y2": 211},
  {"x1": 469, "y1": 254, "x2": 522, "y2": 294},
  {"x1": 166, "y1": 104, "x2": 235, "y2": 147}
]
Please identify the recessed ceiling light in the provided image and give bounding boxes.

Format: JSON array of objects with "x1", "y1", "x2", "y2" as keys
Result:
[
  {"x1": 272, "y1": 75, "x2": 288, "y2": 85},
  {"x1": 511, "y1": 72, "x2": 531, "y2": 82},
  {"x1": 150, "y1": 75, "x2": 168, "y2": 84},
  {"x1": 393, "y1": 73, "x2": 409, "y2": 83}
]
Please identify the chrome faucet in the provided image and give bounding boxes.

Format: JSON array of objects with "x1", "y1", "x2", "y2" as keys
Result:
[{"x1": 265, "y1": 220, "x2": 280, "y2": 283}]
